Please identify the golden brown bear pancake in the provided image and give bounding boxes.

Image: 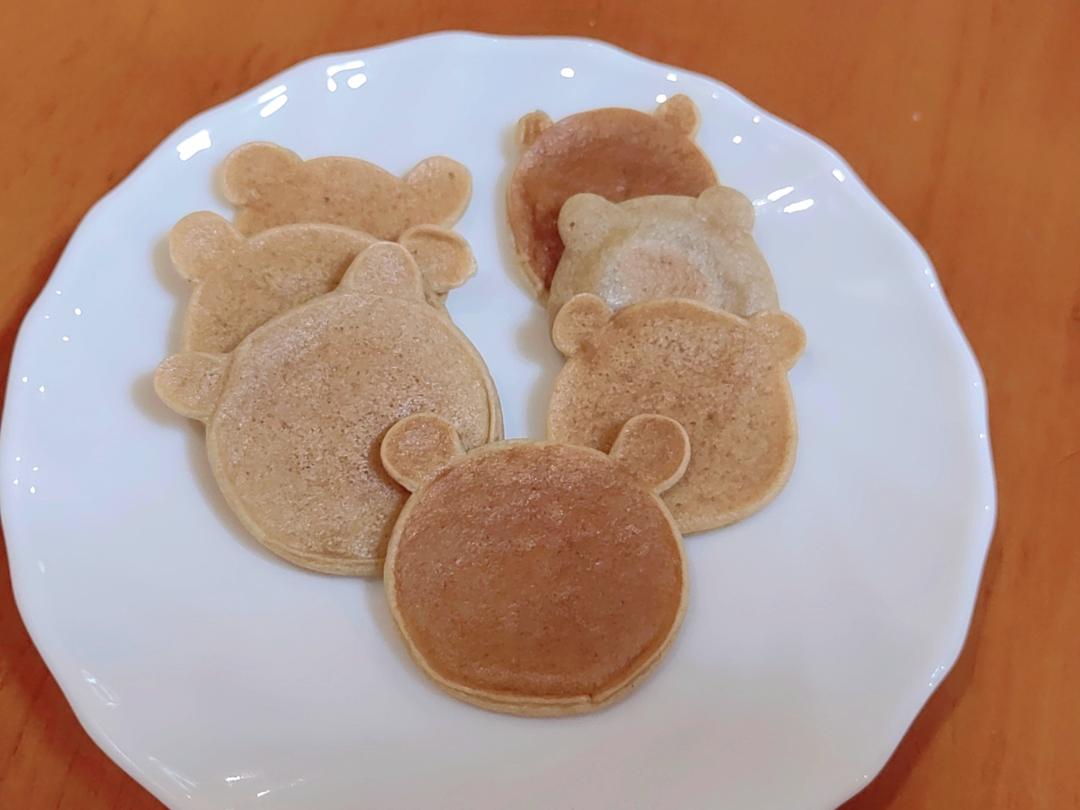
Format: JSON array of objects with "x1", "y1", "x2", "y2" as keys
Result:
[
  {"x1": 507, "y1": 95, "x2": 717, "y2": 296},
  {"x1": 221, "y1": 142, "x2": 471, "y2": 238},
  {"x1": 548, "y1": 294, "x2": 804, "y2": 533},
  {"x1": 382, "y1": 413, "x2": 690, "y2": 716},
  {"x1": 154, "y1": 243, "x2": 501, "y2": 576},
  {"x1": 548, "y1": 187, "x2": 777, "y2": 318},
  {"x1": 169, "y1": 212, "x2": 475, "y2": 353}
]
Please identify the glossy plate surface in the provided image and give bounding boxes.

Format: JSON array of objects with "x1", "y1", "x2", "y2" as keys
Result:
[{"x1": 0, "y1": 32, "x2": 995, "y2": 810}]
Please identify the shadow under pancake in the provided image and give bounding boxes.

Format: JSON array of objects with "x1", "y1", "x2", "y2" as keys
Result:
[
  {"x1": 361, "y1": 574, "x2": 445, "y2": 698},
  {"x1": 151, "y1": 234, "x2": 189, "y2": 352},
  {"x1": 494, "y1": 118, "x2": 543, "y2": 301},
  {"x1": 494, "y1": 122, "x2": 565, "y2": 440},
  {"x1": 129, "y1": 370, "x2": 288, "y2": 570},
  {"x1": 515, "y1": 314, "x2": 562, "y2": 440}
]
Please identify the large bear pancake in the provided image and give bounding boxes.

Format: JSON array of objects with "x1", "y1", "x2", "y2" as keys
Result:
[
  {"x1": 169, "y1": 211, "x2": 475, "y2": 353},
  {"x1": 507, "y1": 95, "x2": 717, "y2": 296},
  {"x1": 154, "y1": 244, "x2": 502, "y2": 576},
  {"x1": 381, "y1": 413, "x2": 690, "y2": 716},
  {"x1": 548, "y1": 187, "x2": 778, "y2": 319},
  {"x1": 548, "y1": 295, "x2": 805, "y2": 533},
  {"x1": 221, "y1": 142, "x2": 471, "y2": 238}
]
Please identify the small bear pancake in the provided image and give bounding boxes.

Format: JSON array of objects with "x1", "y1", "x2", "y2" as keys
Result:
[
  {"x1": 508, "y1": 95, "x2": 717, "y2": 296},
  {"x1": 221, "y1": 142, "x2": 472, "y2": 238},
  {"x1": 548, "y1": 295, "x2": 805, "y2": 533},
  {"x1": 548, "y1": 187, "x2": 778, "y2": 318},
  {"x1": 170, "y1": 212, "x2": 475, "y2": 353},
  {"x1": 154, "y1": 243, "x2": 502, "y2": 576},
  {"x1": 382, "y1": 413, "x2": 690, "y2": 717}
]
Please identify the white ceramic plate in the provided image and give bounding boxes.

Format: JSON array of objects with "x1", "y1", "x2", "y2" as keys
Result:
[{"x1": 1, "y1": 32, "x2": 995, "y2": 810}]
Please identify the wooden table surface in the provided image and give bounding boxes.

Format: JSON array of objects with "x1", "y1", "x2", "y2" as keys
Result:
[{"x1": 1, "y1": 1, "x2": 1078, "y2": 807}]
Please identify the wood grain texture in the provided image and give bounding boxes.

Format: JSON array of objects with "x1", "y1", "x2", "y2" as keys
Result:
[{"x1": 1, "y1": 0, "x2": 1078, "y2": 807}]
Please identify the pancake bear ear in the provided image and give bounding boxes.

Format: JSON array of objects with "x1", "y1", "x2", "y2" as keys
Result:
[
  {"x1": 220, "y1": 142, "x2": 301, "y2": 204},
  {"x1": 696, "y1": 186, "x2": 755, "y2": 233},
  {"x1": 339, "y1": 242, "x2": 427, "y2": 300},
  {"x1": 609, "y1": 414, "x2": 691, "y2": 494},
  {"x1": 516, "y1": 110, "x2": 553, "y2": 148},
  {"x1": 551, "y1": 294, "x2": 613, "y2": 357},
  {"x1": 402, "y1": 157, "x2": 472, "y2": 227},
  {"x1": 654, "y1": 94, "x2": 700, "y2": 137},
  {"x1": 557, "y1": 193, "x2": 624, "y2": 253},
  {"x1": 381, "y1": 413, "x2": 465, "y2": 492},
  {"x1": 399, "y1": 226, "x2": 476, "y2": 294},
  {"x1": 748, "y1": 311, "x2": 806, "y2": 369},
  {"x1": 169, "y1": 212, "x2": 243, "y2": 281},
  {"x1": 154, "y1": 352, "x2": 231, "y2": 421}
]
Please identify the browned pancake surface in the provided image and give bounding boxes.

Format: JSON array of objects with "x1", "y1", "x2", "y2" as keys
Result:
[
  {"x1": 390, "y1": 443, "x2": 684, "y2": 702},
  {"x1": 549, "y1": 300, "x2": 801, "y2": 532},
  {"x1": 222, "y1": 142, "x2": 471, "y2": 238},
  {"x1": 208, "y1": 294, "x2": 497, "y2": 572},
  {"x1": 171, "y1": 214, "x2": 474, "y2": 354},
  {"x1": 183, "y1": 224, "x2": 371, "y2": 353},
  {"x1": 509, "y1": 107, "x2": 717, "y2": 292}
]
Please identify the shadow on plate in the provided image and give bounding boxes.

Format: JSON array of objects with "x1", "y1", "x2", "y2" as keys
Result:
[
  {"x1": 133, "y1": 233, "x2": 288, "y2": 567},
  {"x1": 129, "y1": 368, "x2": 287, "y2": 570},
  {"x1": 494, "y1": 121, "x2": 562, "y2": 440},
  {"x1": 360, "y1": 576, "x2": 439, "y2": 693},
  {"x1": 515, "y1": 314, "x2": 561, "y2": 440},
  {"x1": 151, "y1": 234, "x2": 189, "y2": 354}
]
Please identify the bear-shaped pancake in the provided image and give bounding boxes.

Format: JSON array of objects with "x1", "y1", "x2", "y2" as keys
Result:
[
  {"x1": 169, "y1": 211, "x2": 475, "y2": 353},
  {"x1": 381, "y1": 412, "x2": 690, "y2": 716},
  {"x1": 154, "y1": 243, "x2": 502, "y2": 576},
  {"x1": 221, "y1": 142, "x2": 471, "y2": 237},
  {"x1": 548, "y1": 187, "x2": 778, "y2": 319},
  {"x1": 547, "y1": 294, "x2": 804, "y2": 533},
  {"x1": 507, "y1": 95, "x2": 717, "y2": 296}
]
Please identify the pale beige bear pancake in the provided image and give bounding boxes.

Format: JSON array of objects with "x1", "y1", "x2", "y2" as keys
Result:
[
  {"x1": 170, "y1": 211, "x2": 475, "y2": 353},
  {"x1": 508, "y1": 95, "x2": 717, "y2": 296},
  {"x1": 381, "y1": 412, "x2": 690, "y2": 717},
  {"x1": 548, "y1": 294, "x2": 805, "y2": 533},
  {"x1": 221, "y1": 142, "x2": 471, "y2": 237},
  {"x1": 548, "y1": 187, "x2": 778, "y2": 318},
  {"x1": 154, "y1": 243, "x2": 502, "y2": 576}
]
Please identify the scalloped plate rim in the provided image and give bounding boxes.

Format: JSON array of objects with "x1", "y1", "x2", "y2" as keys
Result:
[{"x1": 1, "y1": 30, "x2": 996, "y2": 810}]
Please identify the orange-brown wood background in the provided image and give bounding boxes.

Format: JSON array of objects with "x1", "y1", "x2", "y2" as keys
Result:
[{"x1": 1, "y1": 1, "x2": 1078, "y2": 807}]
